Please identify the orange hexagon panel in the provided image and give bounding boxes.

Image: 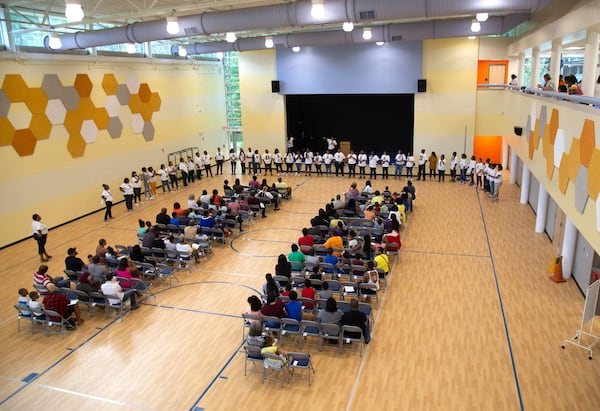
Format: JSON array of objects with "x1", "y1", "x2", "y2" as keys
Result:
[
  {"x1": 149, "y1": 92, "x2": 161, "y2": 111},
  {"x1": 587, "y1": 148, "x2": 600, "y2": 199},
  {"x1": 30, "y1": 113, "x2": 52, "y2": 140},
  {"x1": 579, "y1": 119, "x2": 595, "y2": 167},
  {"x1": 25, "y1": 88, "x2": 48, "y2": 114},
  {"x1": 542, "y1": 126, "x2": 554, "y2": 179},
  {"x1": 67, "y1": 133, "x2": 86, "y2": 158},
  {"x1": 74, "y1": 74, "x2": 93, "y2": 97},
  {"x1": 12, "y1": 129, "x2": 36, "y2": 156},
  {"x1": 64, "y1": 110, "x2": 84, "y2": 134},
  {"x1": 138, "y1": 83, "x2": 151, "y2": 102},
  {"x1": 128, "y1": 94, "x2": 143, "y2": 114},
  {"x1": 548, "y1": 109, "x2": 559, "y2": 145},
  {"x1": 78, "y1": 97, "x2": 96, "y2": 118},
  {"x1": 93, "y1": 107, "x2": 110, "y2": 130},
  {"x1": 567, "y1": 138, "x2": 581, "y2": 183},
  {"x1": 0, "y1": 118, "x2": 16, "y2": 146},
  {"x1": 2, "y1": 74, "x2": 29, "y2": 102},
  {"x1": 528, "y1": 119, "x2": 540, "y2": 159},
  {"x1": 102, "y1": 74, "x2": 118, "y2": 96}
]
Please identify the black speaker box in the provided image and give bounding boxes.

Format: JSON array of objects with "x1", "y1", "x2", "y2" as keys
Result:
[
  {"x1": 271, "y1": 80, "x2": 280, "y2": 93},
  {"x1": 417, "y1": 79, "x2": 427, "y2": 93},
  {"x1": 514, "y1": 126, "x2": 523, "y2": 136}
]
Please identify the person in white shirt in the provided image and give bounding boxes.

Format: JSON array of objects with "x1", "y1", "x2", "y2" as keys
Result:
[
  {"x1": 363, "y1": 180, "x2": 373, "y2": 194},
  {"x1": 229, "y1": 149, "x2": 237, "y2": 175},
  {"x1": 380, "y1": 151, "x2": 390, "y2": 180},
  {"x1": 458, "y1": 154, "x2": 468, "y2": 184},
  {"x1": 246, "y1": 147, "x2": 254, "y2": 175},
  {"x1": 215, "y1": 147, "x2": 224, "y2": 175},
  {"x1": 475, "y1": 158, "x2": 484, "y2": 189},
  {"x1": 347, "y1": 150, "x2": 357, "y2": 178},
  {"x1": 294, "y1": 150, "x2": 303, "y2": 176},
  {"x1": 417, "y1": 149, "x2": 427, "y2": 181},
  {"x1": 167, "y1": 161, "x2": 179, "y2": 190},
  {"x1": 131, "y1": 171, "x2": 143, "y2": 204},
  {"x1": 394, "y1": 150, "x2": 406, "y2": 179},
  {"x1": 101, "y1": 184, "x2": 113, "y2": 221},
  {"x1": 314, "y1": 152, "x2": 323, "y2": 176},
  {"x1": 406, "y1": 153, "x2": 415, "y2": 179},
  {"x1": 324, "y1": 137, "x2": 337, "y2": 151},
  {"x1": 323, "y1": 150, "x2": 334, "y2": 175},
  {"x1": 194, "y1": 152, "x2": 204, "y2": 180},
  {"x1": 158, "y1": 164, "x2": 171, "y2": 193},
  {"x1": 238, "y1": 149, "x2": 246, "y2": 175},
  {"x1": 287, "y1": 137, "x2": 294, "y2": 153},
  {"x1": 273, "y1": 148, "x2": 283, "y2": 175},
  {"x1": 368, "y1": 151, "x2": 379, "y2": 180},
  {"x1": 101, "y1": 273, "x2": 139, "y2": 310},
  {"x1": 285, "y1": 152, "x2": 294, "y2": 175},
  {"x1": 119, "y1": 178, "x2": 134, "y2": 211},
  {"x1": 185, "y1": 157, "x2": 195, "y2": 183},
  {"x1": 31, "y1": 214, "x2": 51, "y2": 261},
  {"x1": 303, "y1": 149, "x2": 313, "y2": 175},
  {"x1": 253, "y1": 150, "x2": 262, "y2": 175},
  {"x1": 178, "y1": 158, "x2": 189, "y2": 187},
  {"x1": 202, "y1": 150, "x2": 213, "y2": 177},
  {"x1": 357, "y1": 150, "x2": 368, "y2": 179},
  {"x1": 467, "y1": 155, "x2": 476, "y2": 186},
  {"x1": 437, "y1": 154, "x2": 446, "y2": 182},
  {"x1": 490, "y1": 164, "x2": 503, "y2": 200},
  {"x1": 262, "y1": 149, "x2": 273, "y2": 176},
  {"x1": 334, "y1": 149, "x2": 345, "y2": 177},
  {"x1": 449, "y1": 152, "x2": 458, "y2": 182}
]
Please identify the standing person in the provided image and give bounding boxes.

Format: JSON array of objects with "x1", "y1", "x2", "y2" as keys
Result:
[
  {"x1": 334, "y1": 148, "x2": 345, "y2": 177},
  {"x1": 468, "y1": 155, "x2": 476, "y2": 186},
  {"x1": 238, "y1": 148, "x2": 246, "y2": 175},
  {"x1": 101, "y1": 184, "x2": 113, "y2": 221},
  {"x1": 380, "y1": 151, "x2": 390, "y2": 179},
  {"x1": 347, "y1": 150, "x2": 357, "y2": 178},
  {"x1": 475, "y1": 158, "x2": 484, "y2": 189},
  {"x1": 194, "y1": 152, "x2": 204, "y2": 180},
  {"x1": 119, "y1": 178, "x2": 134, "y2": 212},
  {"x1": 285, "y1": 151, "x2": 294, "y2": 175},
  {"x1": 417, "y1": 149, "x2": 427, "y2": 181},
  {"x1": 215, "y1": 147, "x2": 224, "y2": 175},
  {"x1": 287, "y1": 136, "x2": 294, "y2": 153},
  {"x1": 141, "y1": 167, "x2": 152, "y2": 200},
  {"x1": 394, "y1": 149, "x2": 406, "y2": 179},
  {"x1": 428, "y1": 152, "x2": 438, "y2": 181},
  {"x1": 509, "y1": 74, "x2": 518, "y2": 86},
  {"x1": 537, "y1": 73, "x2": 556, "y2": 91},
  {"x1": 262, "y1": 149, "x2": 273, "y2": 176},
  {"x1": 303, "y1": 149, "x2": 314, "y2": 176},
  {"x1": 358, "y1": 149, "x2": 368, "y2": 179},
  {"x1": 158, "y1": 164, "x2": 171, "y2": 193},
  {"x1": 167, "y1": 161, "x2": 179, "y2": 190},
  {"x1": 246, "y1": 147, "x2": 254, "y2": 175},
  {"x1": 459, "y1": 153, "x2": 468, "y2": 184},
  {"x1": 437, "y1": 154, "x2": 446, "y2": 182},
  {"x1": 490, "y1": 164, "x2": 503, "y2": 201},
  {"x1": 148, "y1": 166, "x2": 157, "y2": 197},
  {"x1": 449, "y1": 152, "x2": 458, "y2": 182},
  {"x1": 202, "y1": 150, "x2": 213, "y2": 177},
  {"x1": 229, "y1": 148, "x2": 238, "y2": 175},
  {"x1": 186, "y1": 157, "x2": 195, "y2": 183},
  {"x1": 323, "y1": 150, "x2": 334, "y2": 176},
  {"x1": 32, "y1": 214, "x2": 52, "y2": 262},
  {"x1": 178, "y1": 158, "x2": 188, "y2": 187},
  {"x1": 324, "y1": 136, "x2": 338, "y2": 151},
  {"x1": 314, "y1": 151, "x2": 323, "y2": 176},
  {"x1": 405, "y1": 153, "x2": 414, "y2": 179},
  {"x1": 294, "y1": 150, "x2": 303, "y2": 176},
  {"x1": 131, "y1": 171, "x2": 142, "y2": 205},
  {"x1": 253, "y1": 149, "x2": 262, "y2": 175},
  {"x1": 368, "y1": 151, "x2": 379, "y2": 180},
  {"x1": 273, "y1": 148, "x2": 283, "y2": 175}
]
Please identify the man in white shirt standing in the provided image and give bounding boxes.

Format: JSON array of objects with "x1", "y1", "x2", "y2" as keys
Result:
[
  {"x1": 449, "y1": 152, "x2": 458, "y2": 182},
  {"x1": 394, "y1": 150, "x2": 406, "y2": 179},
  {"x1": 368, "y1": 151, "x2": 380, "y2": 180},
  {"x1": 417, "y1": 149, "x2": 427, "y2": 181},
  {"x1": 194, "y1": 152, "x2": 203, "y2": 180},
  {"x1": 178, "y1": 157, "x2": 189, "y2": 187},
  {"x1": 358, "y1": 150, "x2": 368, "y2": 179},
  {"x1": 215, "y1": 147, "x2": 224, "y2": 175},
  {"x1": 323, "y1": 150, "x2": 334, "y2": 176},
  {"x1": 380, "y1": 151, "x2": 390, "y2": 180},
  {"x1": 347, "y1": 150, "x2": 357, "y2": 178},
  {"x1": 333, "y1": 148, "x2": 345, "y2": 177},
  {"x1": 262, "y1": 149, "x2": 273, "y2": 176},
  {"x1": 119, "y1": 178, "x2": 134, "y2": 211}
]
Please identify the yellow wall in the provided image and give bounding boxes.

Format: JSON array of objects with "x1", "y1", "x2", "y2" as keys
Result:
[
  {"x1": 414, "y1": 38, "x2": 479, "y2": 157},
  {"x1": 0, "y1": 55, "x2": 226, "y2": 247},
  {"x1": 239, "y1": 50, "x2": 286, "y2": 152}
]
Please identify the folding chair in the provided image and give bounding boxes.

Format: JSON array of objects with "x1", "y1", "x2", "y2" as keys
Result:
[
  {"x1": 156, "y1": 263, "x2": 179, "y2": 288},
  {"x1": 341, "y1": 325, "x2": 364, "y2": 356},
  {"x1": 262, "y1": 315, "x2": 282, "y2": 341},
  {"x1": 89, "y1": 292, "x2": 108, "y2": 316},
  {"x1": 243, "y1": 345, "x2": 264, "y2": 377},
  {"x1": 115, "y1": 244, "x2": 130, "y2": 256},
  {"x1": 287, "y1": 352, "x2": 316, "y2": 385},
  {"x1": 130, "y1": 277, "x2": 155, "y2": 301},
  {"x1": 290, "y1": 261, "x2": 303, "y2": 275},
  {"x1": 300, "y1": 245, "x2": 313, "y2": 255},
  {"x1": 242, "y1": 313, "x2": 262, "y2": 343},
  {"x1": 358, "y1": 302, "x2": 374, "y2": 327},
  {"x1": 337, "y1": 300, "x2": 351, "y2": 313},
  {"x1": 319, "y1": 323, "x2": 341, "y2": 353},
  {"x1": 340, "y1": 281, "x2": 357, "y2": 300},
  {"x1": 290, "y1": 276, "x2": 305, "y2": 289},
  {"x1": 15, "y1": 304, "x2": 45, "y2": 334},
  {"x1": 70, "y1": 289, "x2": 94, "y2": 315},
  {"x1": 324, "y1": 280, "x2": 342, "y2": 299},
  {"x1": 102, "y1": 294, "x2": 126, "y2": 321},
  {"x1": 358, "y1": 283, "x2": 379, "y2": 308},
  {"x1": 281, "y1": 318, "x2": 301, "y2": 346},
  {"x1": 261, "y1": 352, "x2": 291, "y2": 387},
  {"x1": 273, "y1": 275, "x2": 289, "y2": 289},
  {"x1": 299, "y1": 320, "x2": 321, "y2": 349},
  {"x1": 43, "y1": 308, "x2": 73, "y2": 338}
]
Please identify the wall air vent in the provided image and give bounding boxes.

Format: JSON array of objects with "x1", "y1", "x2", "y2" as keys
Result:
[
  {"x1": 358, "y1": 10, "x2": 376, "y2": 20},
  {"x1": 184, "y1": 27, "x2": 202, "y2": 36},
  {"x1": 391, "y1": 35, "x2": 402, "y2": 41}
]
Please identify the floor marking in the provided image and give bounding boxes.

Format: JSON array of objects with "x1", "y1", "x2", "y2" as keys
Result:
[
  {"x1": 476, "y1": 189, "x2": 524, "y2": 411},
  {"x1": 400, "y1": 249, "x2": 490, "y2": 259}
]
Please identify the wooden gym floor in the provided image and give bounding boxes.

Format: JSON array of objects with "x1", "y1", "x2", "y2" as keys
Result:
[{"x1": 0, "y1": 170, "x2": 599, "y2": 411}]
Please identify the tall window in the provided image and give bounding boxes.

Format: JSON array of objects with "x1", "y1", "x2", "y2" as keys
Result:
[{"x1": 223, "y1": 52, "x2": 243, "y2": 150}]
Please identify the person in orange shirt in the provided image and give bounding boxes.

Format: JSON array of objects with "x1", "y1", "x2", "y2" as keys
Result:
[{"x1": 323, "y1": 235, "x2": 343, "y2": 257}]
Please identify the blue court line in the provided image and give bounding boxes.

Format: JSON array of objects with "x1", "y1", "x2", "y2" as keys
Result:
[
  {"x1": 188, "y1": 340, "x2": 245, "y2": 411},
  {"x1": 400, "y1": 249, "x2": 490, "y2": 259},
  {"x1": 476, "y1": 189, "x2": 524, "y2": 411}
]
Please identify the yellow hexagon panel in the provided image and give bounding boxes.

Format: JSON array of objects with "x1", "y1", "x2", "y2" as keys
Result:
[
  {"x1": 549, "y1": 109, "x2": 559, "y2": 145},
  {"x1": 74, "y1": 74, "x2": 93, "y2": 97},
  {"x1": 141, "y1": 103, "x2": 153, "y2": 122},
  {"x1": 149, "y1": 92, "x2": 161, "y2": 111},
  {"x1": 0, "y1": 117, "x2": 16, "y2": 146},
  {"x1": 102, "y1": 74, "x2": 118, "y2": 96},
  {"x1": 129, "y1": 94, "x2": 143, "y2": 114},
  {"x1": 558, "y1": 153, "x2": 570, "y2": 194},
  {"x1": 30, "y1": 113, "x2": 52, "y2": 140},
  {"x1": 567, "y1": 138, "x2": 581, "y2": 183},
  {"x1": 588, "y1": 148, "x2": 600, "y2": 199},
  {"x1": 64, "y1": 110, "x2": 83, "y2": 134},
  {"x1": 579, "y1": 119, "x2": 595, "y2": 168},
  {"x1": 67, "y1": 133, "x2": 86, "y2": 158},
  {"x1": 78, "y1": 97, "x2": 96, "y2": 119},
  {"x1": 93, "y1": 107, "x2": 109, "y2": 130},
  {"x1": 25, "y1": 88, "x2": 48, "y2": 114},
  {"x1": 12, "y1": 128, "x2": 36, "y2": 156},
  {"x1": 138, "y1": 83, "x2": 151, "y2": 102},
  {"x1": 2, "y1": 74, "x2": 29, "y2": 102}
]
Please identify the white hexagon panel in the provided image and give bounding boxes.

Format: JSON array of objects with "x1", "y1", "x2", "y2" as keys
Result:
[
  {"x1": 131, "y1": 113, "x2": 144, "y2": 134},
  {"x1": 530, "y1": 102, "x2": 537, "y2": 131},
  {"x1": 553, "y1": 129, "x2": 565, "y2": 168},
  {"x1": 81, "y1": 119, "x2": 99, "y2": 143},
  {"x1": 7, "y1": 102, "x2": 32, "y2": 129},
  {"x1": 105, "y1": 95, "x2": 120, "y2": 117},
  {"x1": 45, "y1": 99, "x2": 67, "y2": 125},
  {"x1": 126, "y1": 75, "x2": 140, "y2": 94}
]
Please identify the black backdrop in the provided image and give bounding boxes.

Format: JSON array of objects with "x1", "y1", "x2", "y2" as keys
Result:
[{"x1": 285, "y1": 94, "x2": 414, "y2": 154}]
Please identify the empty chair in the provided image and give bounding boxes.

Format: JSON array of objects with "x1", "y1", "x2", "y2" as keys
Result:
[
  {"x1": 340, "y1": 281, "x2": 357, "y2": 300},
  {"x1": 70, "y1": 289, "x2": 94, "y2": 315},
  {"x1": 319, "y1": 262, "x2": 336, "y2": 275},
  {"x1": 287, "y1": 352, "x2": 315, "y2": 386},
  {"x1": 115, "y1": 244, "x2": 130, "y2": 256},
  {"x1": 340, "y1": 325, "x2": 364, "y2": 356},
  {"x1": 130, "y1": 277, "x2": 154, "y2": 301},
  {"x1": 281, "y1": 318, "x2": 301, "y2": 346},
  {"x1": 290, "y1": 276, "x2": 305, "y2": 289},
  {"x1": 223, "y1": 218, "x2": 239, "y2": 232},
  {"x1": 151, "y1": 247, "x2": 167, "y2": 264},
  {"x1": 299, "y1": 320, "x2": 321, "y2": 349},
  {"x1": 313, "y1": 244, "x2": 328, "y2": 257},
  {"x1": 273, "y1": 275, "x2": 289, "y2": 289},
  {"x1": 358, "y1": 283, "x2": 379, "y2": 307},
  {"x1": 290, "y1": 261, "x2": 303, "y2": 274},
  {"x1": 319, "y1": 323, "x2": 342, "y2": 353},
  {"x1": 156, "y1": 263, "x2": 179, "y2": 288}
]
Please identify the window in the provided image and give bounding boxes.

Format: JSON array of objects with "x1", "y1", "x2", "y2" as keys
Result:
[{"x1": 223, "y1": 52, "x2": 243, "y2": 149}]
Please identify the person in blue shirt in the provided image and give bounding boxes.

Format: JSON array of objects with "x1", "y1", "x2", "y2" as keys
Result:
[{"x1": 284, "y1": 290, "x2": 303, "y2": 322}]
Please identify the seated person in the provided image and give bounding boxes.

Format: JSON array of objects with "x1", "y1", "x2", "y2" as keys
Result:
[
  {"x1": 115, "y1": 258, "x2": 134, "y2": 289},
  {"x1": 347, "y1": 231, "x2": 361, "y2": 257},
  {"x1": 244, "y1": 295, "x2": 263, "y2": 324},
  {"x1": 284, "y1": 290, "x2": 303, "y2": 322},
  {"x1": 274, "y1": 177, "x2": 292, "y2": 198},
  {"x1": 184, "y1": 221, "x2": 199, "y2": 242},
  {"x1": 318, "y1": 281, "x2": 333, "y2": 300},
  {"x1": 332, "y1": 194, "x2": 345, "y2": 210},
  {"x1": 374, "y1": 246, "x2": 390, "y2": 275},
  {"x1": 248, "y1": 175, "x2": 261, "y2": 190},
  {"x1": 323, "y1": 235, "x2": 344, "y2": 257},
  {"x1": 199, "y1": 210, "x2": 216, "y2": 228},
  {"x1": 17, "y1": 288, "x2": 31, "y2": 316},
  {"x1": 275, "y1": 254, "x2": 292, "y2": 278},
  {"x1": 323, "y1": 248, "x2": 339, "y2": 273},
  {"x1": 297, "y1": 228, "x2": 314, "y2": 248},
  {"x1": 361, "y1": 261, "x2": 380, "y2": 295},
  {"x1": 172, "y1": 202, "x2": 184, "y2": 216},
  {"x1": 301, "y1": 278, "x2": 316, "y2": 309},
  {"x1": 281, "y1": 282, "x2": 292, "y2": 297},
  {"x1": 246, "y1": 321, "x2": 268, "y2": 348},
  {"x1": 262, "y1": 273, "x2": 281, "y2": 298},
  {"x1": 87, "y1": 255, "x2": 109, "y2": 283},
  {"x1": 101, "y1": 273, "x2": 139, "y2": 310},
  {"x1": 77, "y1": 272, "x2": 101, "y2": 294},
  {"x1": 65, "y1": 247, "x2": 86, "y2": 272},
  {"x1": 287, "y1": 244, "x2": 305, "y2": 264},
  {"x1": 156, "y1": 207, "x2": 170, "y2": 225},
  {"x1": 176, "y1": 238, "x2": 198, "y2": 264},
  {"x1": 260, "y1": 294, "x2": 287, "y2": 326},
  {"x1": 43, "y1": 283, "x2": 84, "y2": 327},
  {"x1": 341, "y1": 298, "x2": 370, "y2": 343},
  {"x1": 318, "y1": 297, "x2": 343, "y2": 327},
  {"x1": 169, "y1": 212, "x2": 180, "y2": 226},
  {"x1": 34, "y1": 264, "x2": 70, "y2": 290},
  {"x1": 28, "y1": 291, "x2": 45, "y2": 318},
  {"x1": 304, "y1": 249, "x2": 320, "y2": 270},
  {"x1": 309, "y1": 266, "x2": 322, "y2": 281},
  {"x1": 198, "y1": 190, "x2": 211, "y2": 206},
  {"x1": 95, "y1": 238, "x2": 108, "y2": 260}
]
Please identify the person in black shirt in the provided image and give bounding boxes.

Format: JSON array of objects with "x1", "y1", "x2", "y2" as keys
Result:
[
  {"x1": 156, "y1": 208, "x2": 170, "y2": 225},
  {"x1": 341, "y1": 298, "x2": 370, "y2": 343},
  {"x1": 65, "y1": 247, "x2": 86, "y2": 272}
]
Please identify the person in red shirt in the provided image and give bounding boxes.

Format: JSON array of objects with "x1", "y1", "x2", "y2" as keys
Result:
[
  {"x1": 297, "y1": 228, "x2": 314, "y2": 249},
  {"x1": 301, "y1": 278, "x2": 316, "y2": 309},
  {"x1": 43, "y1": 283, "x2": 83, "y2": 326}
]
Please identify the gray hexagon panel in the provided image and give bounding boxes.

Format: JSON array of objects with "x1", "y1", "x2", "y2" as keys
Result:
[
  {"x1": 0, "y1": 90, "x2": 9, "y2": 117},
  {"x1": 142, "y1": 121, "x2": 155, "y2": 141},
  {"x1": 116, "y1": 84, "x2": 130, "y2": 105},
  {"x1": 574, "y1": 165, "x2": 589, "y2": 213},
  {"x1": 538, "y1": 106, "x2": 547, "y2": 140},
  {"x1": 525, "y1": 115, "x2": 531, "y2": 143},
  {"x1": 41, "y1": 74, "x2": 63, "y2": 100},
  {"x1": 107, "y1": 116, "x2": 123, "y2": 139},
  {"x1": 60, "y1": 86, "x2": 80, "y2": 111}
]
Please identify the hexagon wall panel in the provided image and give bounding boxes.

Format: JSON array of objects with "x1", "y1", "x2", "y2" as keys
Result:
[
  {"x1": 107, "y1": 116, "x2": 123, "y2": 138},
  {"x1": 81, "y1": 119, "x2": 98, "y2": 143},
  {"x1": 129, "y1": 94, "x2": 143, "y2": 114},
  {"x1": 46, "y1": 99, "x2": 67, "y2": 125},
  {"x1": 105, "y1": 95, "x2": 120, "y2": 117},
  {"x1": 0, "y1": 90, "x2": 9, "y2": 117},
  {"x1": 64, "y1": 110, "x2": 84, "y2": 134},
  {"x1": 139, "y1": 83, "x2": 151, "y2": 102},
  {"x1": 30, "y1": 113, "x2": 52, "y2": 140},
  {"x1": 528, "y1": 119, "x2": 540, "y2": 159},
  {"x1": 579, "y1": 119, "x2": 596, "y2": 167},
  {"x1": 12, "y1": 129, "x2": 36, "y2": 156},
  {"x1": 142, "y1": 121, "x2": 155, "y2": 141},
  {"x1": 542, "y1": 126, "x2": 554, "y2": 179},
  {"x1": 567, "y1": 139, "x2": 581, "y2": 183},
  {"x1": 141, "y1": 104, "x2": 153, "y2": 122},
  {"x1": 131, "y1": 113, "x2": 144, "y2": 134},
  {"x1": 3, "y1": 74, "x2": 29, "y2": 102},
  {"x1": 0, "y1": 118, "x2": 15, "y2": 146},
  {"x1": 549, "y1": 109, "x2": 559, "y2": 145},
  {"x1": 67, "y1": 133, "x2": 86, "y2": 158},
  {"x1": 93, "y1": 107, "x2": 109, "y2": 129},
  {"x1": 126, "y1": 75, "x2": 140, "y2": 94},
  {"x1": 116, "y1": 84, "x2": 131, "y2": 105},
  {"x1": 7, "y1": 102, "x2": 32, "y2": 129},
  {"x1": 530, "y1": 102, "x2": 537, "y2": 131},
  {"x1": 553, "y1": 129, "x2": 565, "y2": 168},
  {"x1": 78, "y1": 97, "x2": 96, "y2": 118},
  {"x1": 524, "y1": 116, "x2": 531, "y2": 143},
  {"x1": 597, "y1": 193, "x2": 600, "y2": 233},
  {"x1": 149, "y1": 92, "x2": 161, "y2": 111},
  {"x1": 574, "y1": 165, "x2": 589, "y2": 213},
  {"x1": 538, "y1": 106, "x2": 547, "y2": 142},
  {"x1": 102, "y1": 74, "x2": 118, "y2": 95},
  {"x1": 74, "y1": 74, "x2": 93, "y2": 97},
  {"x1": 558, "y1": 153, "x2": 570, "y2": 194},
  {"x1": 25, "y1": 88, "x2": 48, "y2": 114},
  {"x1": 61, "y1": 86, "x2": 80, "y2": 111},
  {"x1": 41, "y1": 74, "x2": 63, "y2": 99},
  {"x1": 588, "y1": 149, "x2": 600, "y2": 200}
]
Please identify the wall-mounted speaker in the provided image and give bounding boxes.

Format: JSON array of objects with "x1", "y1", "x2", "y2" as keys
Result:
[
  {"x1": 514, "y1": 126, "x2": 523, "y2": 136},
  {"x1": 417, "y1": 79, "x2": 427, "y2": 93},
  {"x1": 271, "y1": 80, "x2": 280, "y2": 93}
]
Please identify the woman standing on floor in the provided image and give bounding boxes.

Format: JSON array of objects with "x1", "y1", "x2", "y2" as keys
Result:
[
  {"x1": 101, "y1": 184, "x2": 113, "y2": 221},
  {"x1": 31, "y1": 213, "x2": 52, "y2": 262}
]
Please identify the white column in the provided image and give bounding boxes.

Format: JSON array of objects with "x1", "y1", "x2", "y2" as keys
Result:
[
  {"x1": 561, "y1": 217, "x2": 577, "y2": 279},
  {"x1": 520, "y1": 164, "x2": 530, "y2": 204},
  {"x1": 517, "y1": 52, "x2": 525, "y2": 88},
  {"x1": 502, "y1": 139, "x2": 508, "y2": 169},
  {"x1": 530, "y1": 48, "x2": 540, "y2": 89},
  {"x1": 582, "y1": 31, "x2": 599, "y2": 96},
  {"x1": 550, "y1": 39, "x2": 562, "y2": 90},
  {"x1": 535, "y1": 184, "x2": 549, "y2": 233},
  {"x1": 510, "y1": 151, "x2": 518, "y2": 184}
]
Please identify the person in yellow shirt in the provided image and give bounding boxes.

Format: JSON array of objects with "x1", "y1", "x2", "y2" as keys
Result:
[{"x1": 374, "y1": 246, "x2": 390, "y2": 274}]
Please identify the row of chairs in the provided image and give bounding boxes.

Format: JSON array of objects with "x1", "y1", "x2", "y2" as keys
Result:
[
  {"x1": 243, "y1": 346, "x2": 315, "y2": 387},
  {"x1": 14, "y1": 304, "x2": 74, "y2": 338},
  {"x1": 273, "y1": 276, "x2": 381, "y2": 306}
]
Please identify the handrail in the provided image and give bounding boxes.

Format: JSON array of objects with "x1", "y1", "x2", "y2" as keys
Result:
[{"x1": 477, "y1": 83, "x2": 600, "y2": 109}]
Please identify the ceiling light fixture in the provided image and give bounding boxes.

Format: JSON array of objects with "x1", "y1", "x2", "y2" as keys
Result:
[
  {"x1": 178, "y1": 46, "x2": 187, "y2": 57},
  {"x1": 292, "y1": 46, "x2": 301, "y2": 52},
  {"x1": 376, "y1": 41, "x2": 384, "y2": 46},
  {"x1": 166, "y1": 16, "x2": 180, "y2": 35},
  {"x1": 470, "y1": 19, "x2": 481, "y2": 33},
  {"x1": 65, "y1": 0, "x2": 84, "y2": 22},
  {"x1": 311, "y1": 0, "x2": 325, "y2": 19},
  {"x1": 48, "y1": 32, "x2": 62, "y2": 49},
  {"x1": 265, "y1": 36, "x2": 274, "y2": 49},
  {"x1": 362, "y1": 27, "x2": 372, "y2": 40},
  {"x1": 468, "y1": 36, "x2": 476, "y2": 40},
  {"x1": 126, "y1": 43, "x2": 136, "y2": 54},
  {"x1": 225, "y1": 32, "x2": 237, "y2": 43},
  {"x1": 476, "y1": 12, "x2": 489, "y2": 22},
  {"x1": 342, "y1": 21, "x2": 354, "y2": 32}
]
